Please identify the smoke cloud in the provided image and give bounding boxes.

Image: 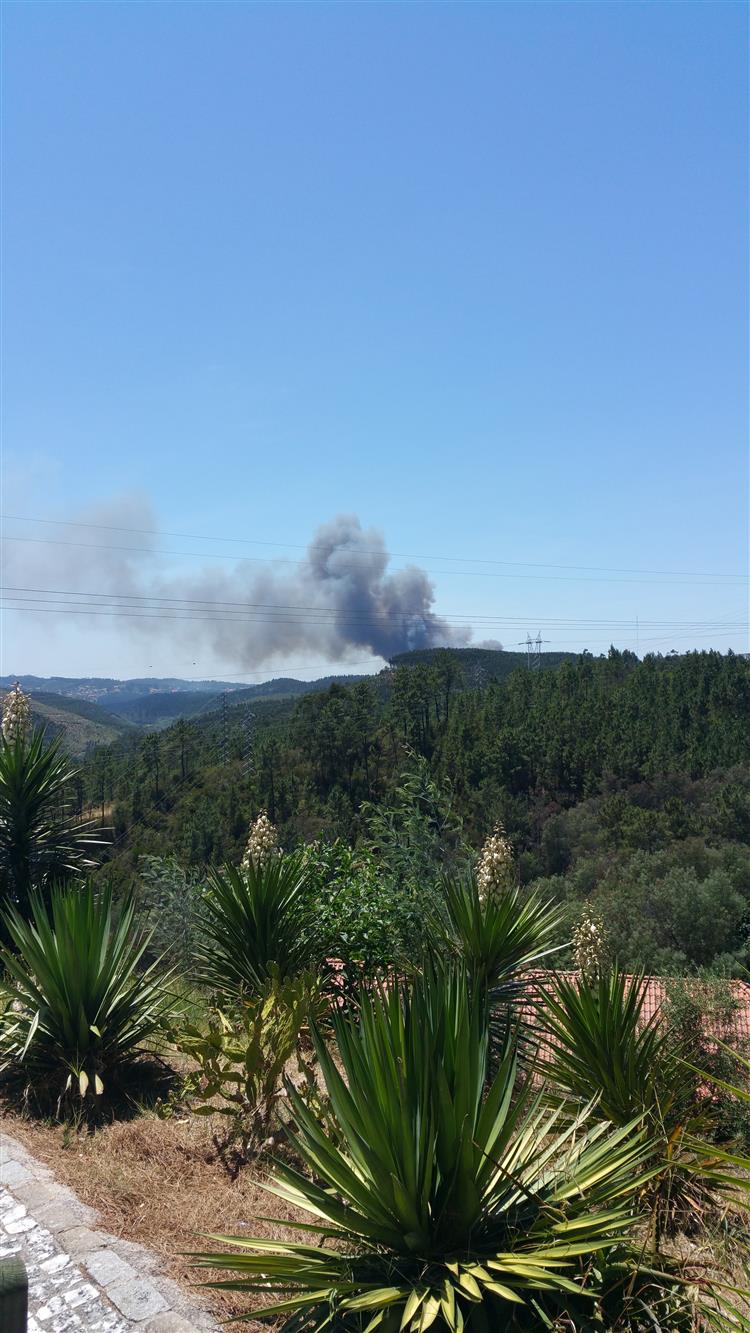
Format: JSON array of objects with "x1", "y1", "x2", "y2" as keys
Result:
[{"x1": 8, "y1": 496, "x2": 474, "y2": 669}]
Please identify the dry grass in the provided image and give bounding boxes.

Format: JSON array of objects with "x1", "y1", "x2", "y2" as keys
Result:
[{"x1": 2, "y1": 1104, "x2": 314, "y2": 1326}]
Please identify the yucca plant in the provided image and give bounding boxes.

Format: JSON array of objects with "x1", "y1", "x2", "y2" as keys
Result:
[
  {"x1": 0, "y1": 728, "x2": 104, "y2": 917},
  {"x1": 195, "y1": 854, "x2": 314, "y2": 1001},
  {"x1": 0, "y1": 881, "x2": 173, "y2": 1109},
  {"x1": 542, "y1": 969, "x2": 687, "y2": 1127},
  {"x1": 541, "y1": 969, "x2": 736, "y2": 1242},
  {"x1": 443, "y1": 873, "x2": 563, "y2": 997},
  {"x1": 442, "y1": 874, "x2": 563, "y2": 1063},
  {"x1": 192, "y1": 962, "x2": 685, "y2": 1329}
]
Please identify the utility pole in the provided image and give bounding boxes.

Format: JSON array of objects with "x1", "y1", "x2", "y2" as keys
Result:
[
  {"x1": 219, "y1": 692, "x2": 229, "y2": 764},
  {"x1": 243, "y1": 708, "x2": 256, "y2": 779}
]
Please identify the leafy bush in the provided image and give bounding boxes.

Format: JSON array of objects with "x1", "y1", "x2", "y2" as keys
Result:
[
  {"x1": 0, "y1": 882, "x2": 173, "y2": 1111},
  {"x1": 193, "y1": 962, "x2": 722, "y2": 1329},
  {"x1": 0, "y1": 729, "x2": 103, "y2": 917},
  {"x1": 299, "y1": 838, "x2": 443, "y2": 972},
  {"x1": 535, "y1": 844, "x2": 750, "y2": 975},
  {"x1": 596, "y1": 863, "x2": 749, "y2": 973},
  {"x1": 137, "y1": 854, "x2": 205, "y2": 971},
  {"x1": 295, "y1": 755, "x2": 470, "y2": 976},
  {"x1": 362, "y1": 750, "x2": 468, "y2": 890},
  {"x1": 195, "y1": 854, "x2": 313, "y2": 1001},
  {"x1": 175, "y1": 969, "x2": 324, "y2": 1162},
  {"x1": 664, "y1": 973, "x2": 750, "y2": 1147}
]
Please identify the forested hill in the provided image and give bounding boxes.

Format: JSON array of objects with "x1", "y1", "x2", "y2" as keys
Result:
[
  {"x1": 106, "y1": 674, "x2": 371, "y2": 727},
  {"x1": 79, "y1": 643, "x2": 745, "y2": 851},
  {"x1": 75, "y1": 646, "x2": 750, "y2": 975},
  {"x1": 2, "y1": 672, "x2": 370, "y2": 731},
  {"x1": 391, "y1": 646, "x2": 577, "y2": 680}
]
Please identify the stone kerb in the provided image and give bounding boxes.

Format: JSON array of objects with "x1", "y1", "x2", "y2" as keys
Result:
[{"x1": 0, "y1": 1131, "x2": 218, "y2": 1331}]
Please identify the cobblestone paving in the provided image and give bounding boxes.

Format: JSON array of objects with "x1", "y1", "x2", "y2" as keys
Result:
[
  {"x1": 0, "y1": 1133, "x2": 218, "y2": 1331},
  {"x1": 0, "y1": 1185, "x2": 130, "y2": 1330}
]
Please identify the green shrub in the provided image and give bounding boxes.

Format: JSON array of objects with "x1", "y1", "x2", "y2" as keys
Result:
[
  {"x1": 174, "y1": 969, "x2": 324, "y2": 1161},
  {"x1": 664, "y1": 973, "x2": 750, "y2": 1148},
  {"x1": 299, "y1": 838, "x2": 443, "y2": 972},
  {"x1": 193, "y1": 962, "x2": 720, "y2": 1329},
  {"x1": 533, "y1": 846, "x2": 750, "y2": 976},
  {"x1": 137, "y1": 854, "x2": 205, "y2": 972},
  {"x1": 362, "y1": 750, "x2": 468, "y2": 890},
  {"x1": 0, "y1": 882, "x2": 173, "y2": 1111}
]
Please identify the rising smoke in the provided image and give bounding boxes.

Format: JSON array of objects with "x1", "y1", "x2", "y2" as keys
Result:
[{"x1": 8, "y1": 496, "x2": 474, "y2": 669}]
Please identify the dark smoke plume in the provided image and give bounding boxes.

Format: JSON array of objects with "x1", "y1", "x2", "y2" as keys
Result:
[{"x1": 9, "y1": 497, "x2": 472, "y2": 668}]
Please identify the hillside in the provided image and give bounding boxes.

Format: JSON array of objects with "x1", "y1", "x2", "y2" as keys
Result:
[
  {"x1": 29, "y1": 693, "x2": 136, "y2": 756},
  {"x1": 391, "y1": 646, "x2": 577, "y2": 680},
  {"x1": 0, "y1": 675, "x2": 248, "y2": 709},
  {"x1": 108, "y1": 674, "x2": 371, "y2": 727},
  {"x1": 78, "y1": 648, "x2": 750, "y2": 976},
  {"x1": 109, "y1": 688, "x2": 235, "y2": 727}
]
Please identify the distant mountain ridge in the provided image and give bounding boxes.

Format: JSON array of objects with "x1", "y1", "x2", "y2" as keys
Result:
[
  {"x1": 0, "y1": 649, "x2": 577, "y2": 708},
  {"x1": 0, "y1": 675, "x2": 248, "y2": 707},
  {"x1": 109, "y1": 675, "x2": 370, "y2": 727},
  {"x1": 0, "y1": 671, "x2": 371, "y2": 732}
]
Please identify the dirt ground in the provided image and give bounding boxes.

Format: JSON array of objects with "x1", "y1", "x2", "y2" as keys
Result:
[{"x1": 2, "y1": 1104, "x2": 313, "y2": 1326}]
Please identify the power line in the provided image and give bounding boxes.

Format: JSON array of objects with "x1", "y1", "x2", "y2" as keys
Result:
[
  {"x1": 1, "y1": 598, "x2": 478, "y2": 629},
  {"x1": 3, "y1": 512, "x2": 746, "y2": 582},
  {"x1": 0, "y1": 586, "x2": 746, "y2": 631},
  {"x1": 2, "y1": 605, "x2": 745, "y2": 652},
  {"x1": 1, "y1": 600, "x2": 745, "y2": 640},
  {"x1": 2, "y1": 532, "x2": 747, "y2": 589}
]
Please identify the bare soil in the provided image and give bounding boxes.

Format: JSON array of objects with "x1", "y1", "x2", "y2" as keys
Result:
[{"x1": 1, "y1": 1104, "x2": 314, "y2": 1326}]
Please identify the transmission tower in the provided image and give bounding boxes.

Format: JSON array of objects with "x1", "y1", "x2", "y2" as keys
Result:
[
  {"x1": 243, "y1": 709, "x2": 257, "y2": 778},
  {"x1": 219, "y1": 691, "x2": 229, "y2": 764},
  {"x1": 517, "y1": 632, "x2": 550, "y2": 669}
]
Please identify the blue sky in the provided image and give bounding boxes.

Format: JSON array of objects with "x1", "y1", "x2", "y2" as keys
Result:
[{"x1": 2, "y1": 1, "x2": 748, "y2": 680}]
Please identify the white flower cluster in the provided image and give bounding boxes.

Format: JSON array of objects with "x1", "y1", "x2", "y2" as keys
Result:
[
  {"x1": 476, "y1": 823, "x2": 515, "y2": 898},
  {"x1": 572, "y1": 908, "x2": 608, "y2": 985},
  {"x1": 2, "y1": 682, "x2": 31, "y2": 743},
  {"x1": 242, "y1": 810, "x2": 280, "y2": 871}
]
